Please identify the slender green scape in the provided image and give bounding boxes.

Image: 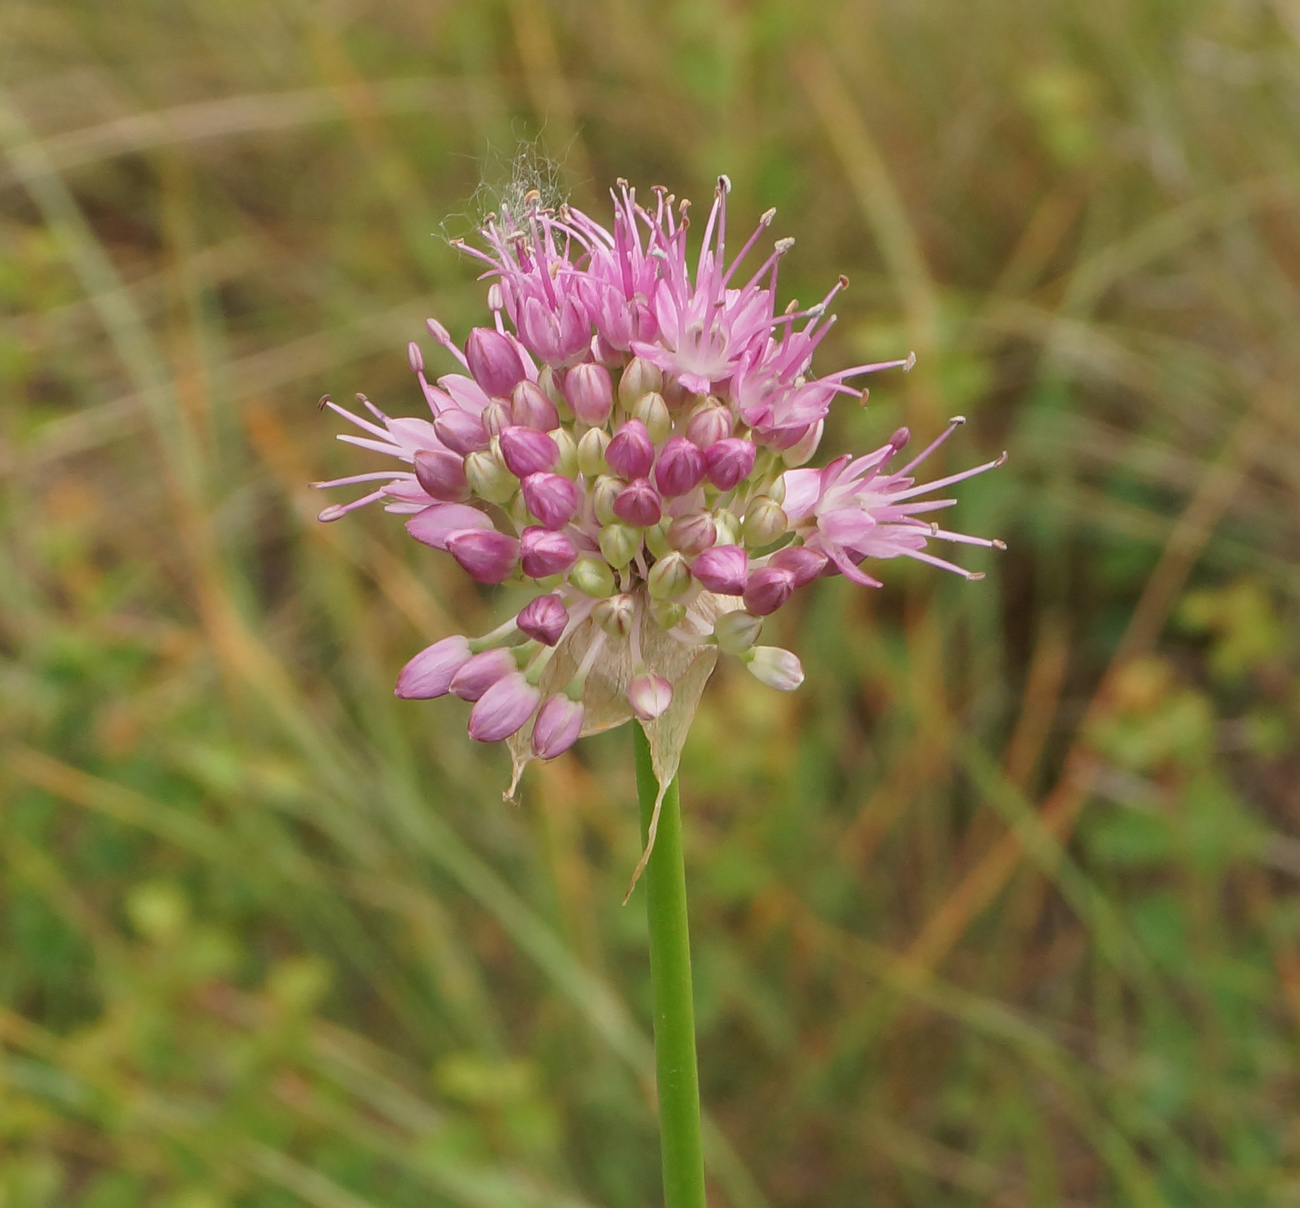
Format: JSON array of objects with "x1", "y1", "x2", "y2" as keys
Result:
[{"x1": 634, "y1": 723, "x2": 707, "y2": 1208}]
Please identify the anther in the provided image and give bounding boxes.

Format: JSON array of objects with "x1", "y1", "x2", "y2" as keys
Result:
[
  {"x1": 992, "y1": 539, "x2": 1008, "y2": 551},
  {"x1": 774, "y1": 237, "x2": 796, "y2": 254},
  {"x1": 903, "y1": 351, "x2": 917, "y2": 372},
  {"x1": 995, "y1": 451, "x2": 1009, "y2": 466},
  {"x1": 760, "y1": 207, "x2": 777, "y2": 225},
  {"x1": 966, "y1": 571, "x2": 986, "y2": 582},
  {"x1": 317, "y1": 394, "x2": 330, "y2": 410}
]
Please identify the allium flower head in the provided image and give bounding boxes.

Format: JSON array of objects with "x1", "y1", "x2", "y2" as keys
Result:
[{"x1": 315, "y1": 176, "x2": 1003, "y2": 797}]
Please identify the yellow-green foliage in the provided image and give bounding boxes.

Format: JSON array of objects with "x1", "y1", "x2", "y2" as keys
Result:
[{"x1": 2, "y1": 1, "x2": 1299, "y2": 1205}]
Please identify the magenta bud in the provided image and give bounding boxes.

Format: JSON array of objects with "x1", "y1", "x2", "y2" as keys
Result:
[
  {"x1": 521, "y1": 472, "x2": 582, "y2": 530},
  {"x1": 653, "y1": 436, "x2": 707, "y2": 497},
  {"x1": 769, "y1": 545, "x2": 829, "y2": 588},
  {"x1": 407, "y1": 341, "x2": 424, "y2": 375},
  {"x1": 445, "y1": 529, "x2": 520, "y2": 584},
  {"x1": 511, "y1": 380, "x2": 560, "y2": 430},
  {"x1": 606, "y1": 418, "x2": 655, "y2": 479},
  {"x1": 517, "y1": 593, "x2": 569, "y2": 646},
  {"x1": 468, "y1": 672, "x2": 541, "y2": 742},
  {"x1": 613, "y1": 478, "x2": 662, "y2": 527},
  {"x1": 889, "y1": 426, "x2": 910, "y2": 451},
  {"x1": 531, "y1": 694, "x2": 585, "y2": 758},
  {"x1": 433, "y1": 409, "x2": 489, "y2": 455},
  {"x1": 520, "y1": 526, "x2": 578, "y2": 578},
  {"x1": 627, "y1": 673, "x2": 673, "y2": 721},
  {"x1": 413, "y1": 450, "x2": 469, "y2": 502},
  {"x1": 691, "y1": 544, "x2": 748, "y2": 595},
  {"x1": 499, "y1": 425, "x2": 559, "y2": 478},
  {"x1": 666, "y1": 510, "x2": 717, "y2": 555},
  {"x1": 743, "y1": 566, "x2": 796, "y2": 616},
  {"x1": 704, "y1": 438, "x2": 757, "y2": 490},
  {"x1": 564, "y1": 362, "x2": 614, "y2": 426},
  {"x1": 395, "y1": 634, "x2": 471, "y2": 699},
  {"x1": 685, "y1": 402, "x2": 732, "y2": 449},
  {"x1": 466, "y1": 327, "x2": 526, "y2": 398},
  {"x1": 449, "y1": 648, "x2": 517, "y2": 702}
]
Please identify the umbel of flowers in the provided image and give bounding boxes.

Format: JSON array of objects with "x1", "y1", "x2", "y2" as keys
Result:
[{"x1": 315, "y1": 177, "x2": 1003, "y2": 788}]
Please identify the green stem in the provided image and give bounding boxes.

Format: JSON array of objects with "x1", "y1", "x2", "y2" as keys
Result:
[{"x1": 634, "y1": 723, "x2": 706, "y2": 1208}]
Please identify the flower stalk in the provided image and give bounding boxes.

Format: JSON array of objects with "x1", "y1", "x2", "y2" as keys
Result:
[{"x1": 634, "y1": 722, "x2": 706, "y2": 1208}]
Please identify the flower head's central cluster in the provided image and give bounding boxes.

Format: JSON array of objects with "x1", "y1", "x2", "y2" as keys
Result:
[{"x1": 315, "y1": 177, "x2": 1003, "y2": 768}]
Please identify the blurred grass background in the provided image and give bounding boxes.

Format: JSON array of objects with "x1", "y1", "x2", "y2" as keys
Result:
[{"x1": 2, "y1": 0, "x2": 1299, "y2": 1204}]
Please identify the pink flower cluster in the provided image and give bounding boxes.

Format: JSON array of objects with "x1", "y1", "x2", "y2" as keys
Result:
[{"x1": 315, "y1": 178, "x2": 1002, "y2": 759}]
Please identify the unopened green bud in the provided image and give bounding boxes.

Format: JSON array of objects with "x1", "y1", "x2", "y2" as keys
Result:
[
  {"x1": 551, "y1": 427, "x2": 579, "y2": 478},
  {"x1": 592, "y1": 475, "x2": 623, "y2": 526},
  {"x1": 743, "y1": 497, "x2": 788, "y2": 547},
  {"x1": 598, "y1": 522, "x2": 641, "y2": 569},
  {"x1": 764, "y1": 472, "x2": 786, "y2": 505},
  {"x1": 577, "y1": 427, "x2": 611, "y2": 478},
  {"x1": 538, "y1": 365, "x2": 572, "y2": 419},
  {"x1": 465, "y1": 444, "x2": 516, "y2": 504},
  {"x1": 569, "y1": 556, "x2": 616, "y2": 598},
  {"x1": 593, "y1": 593, "x2": 635, "y2": 637},
  {"x1": 644, "y1": 519, "x2": 672, "y2": 559},
  {"x1": 651, "y1": 599, "x2": 687, "y2": 630},
  {"x1": 648, "y1": 551, "x2": 692, "y2": 600},
  {"x1": 618, "y1": 357, "x2": 663, "y2": 409},
  {"x1": 631, "y1": 391, "x2": 671, "y2": 442},
  {"x1": 713, "y1": 506, "x2": 741, "y2": 547},
  {"x1": 713, "y1": 610, "x2": 763, "y2": 655}
]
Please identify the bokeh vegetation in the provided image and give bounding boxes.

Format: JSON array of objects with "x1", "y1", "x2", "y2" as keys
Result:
[{"x1": 3, "y1": 1, "x2": 1300, "y2": 1204}]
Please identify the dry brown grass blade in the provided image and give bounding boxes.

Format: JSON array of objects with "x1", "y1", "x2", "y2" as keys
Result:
[{"x1": 905, "y1": 388, "x2": 1275, "y2": 972}]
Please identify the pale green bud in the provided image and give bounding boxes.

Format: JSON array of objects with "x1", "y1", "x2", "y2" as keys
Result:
[
  {"x1": 651, "y1": 599, "x2": 687, "y2": 630},
  {"x1": 551, "y1": 427, "x2": 579, "y2": 479},
  {"x1": 593, "y1": 593, "x2": 635, "y2": 637},
  {"x1": 598, "y1": 522, "x2": 641, "y2": 569},
  {"x1": 631, "y1": 391, "x2": 671, "y2": 442},
  {"x1": 644, "y1": 519, "x2": 672, "y2": 559},
  {"x1": 648, "y1": 551, "x2": 692, "y2": 600},
  {"x1": 592, "y1": 475, "x2": 623, "y2": 526},
  {"x1": 713, "y1": 610, "x2": 763, "y2": 655},
  {"x1": 713, "y1": 506, "x2": 741, "y2": 547},
  {"x1": 465, "y1": 444, "x2": 516, "y2": 504},
  {"x1": 569, "y1": 556, "x2": 616, "y2": 598},
  {"x1": 743, "y1": 497, "x2": 788, "y2": 547},
  {"x1": 617, "y1": 356, "x2": 663, "y2": 409},
  {"x1": 577, "y1": 427, "x2": 611, "y2": 478},
  {"x1": 538, "y1": 365, "x2": 572, "y2": 419}
]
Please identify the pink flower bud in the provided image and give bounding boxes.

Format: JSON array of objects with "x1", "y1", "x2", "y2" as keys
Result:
[
  {"x1": 395, "y1": 634, "x2": 471, "y2": 699},
  {"x1": 406, "y1": 503, "x2": 493, "y2": 550},
  {"x1": 704, "y1": 438, "x2": 756, "y2": 490},
  {"x1": 481, "y1": 400, "x2": 512, "y2": 437},
  {"x1": 468, "y1": 672, "x2": 541, "y2": 742},
  {"x1": 606, "y1": 418, "x2": 655, "y2": 479},
  {"x1": 627, "y1": 673, "x2": 673, "y2": 721},
  {"x1": 521, "y1": 472, "x2": 582, "y2": 530},
  {"x1": 445, "y1": 529, "x2": 520, "y2": 583},
  {"x1": 531, "y1": 694, "x2": 585, "y2": 758},
  {"x1": 517, "y1": 593, "x2": 569, "y2": 645},
  {"x1": 653, "y1": 436, "x2": 706, "y2": 496},
  {"x1": 466, "y1": 327, "x2": 526, "y2": 398},
  {"x1": 433, "y1": 410, "x2": 489, "y2": 455},
  {"x1": 449, "y1": 648, "x2": 517, "y2": 701},
  {"x1": 743, "y1": 566, "x2": 796, "y2": 616},
  {"x1": 520, "y1": 526, "x2": 578, "y2": 578},
  {"x1": 745, "y1": 646, "x2": 805, "y2": 691},
  {"x1": 564, "y1": 362, "x2": 614, "y2": 426},
  {"x1": 413, "y1": 450, "x2": 469, "y2": 502},
  {"x1": 691, "y1": 544, "x2": 748, "y2": 595},
  {"x1": 407, "y1": 341, "x2": 424, "y2": 374},
  {"x1": 511, "y1": 380, "x2": 560, "y2": 430},
  {"x1": 613, "y1": 478, "x2": 663, "y2": 527},
  {"x1": 685, "y1": 400, "x2": 731, "y2": 448},
  {"x1": 499, "y1": 425, "x2": 559, "y2": 478},
  {"x1": 769, "y1": 545, "x2": 829, "y2": 588},
  {"x1": 666, "y1": 509, "x2": 717, "y2": 555}
]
